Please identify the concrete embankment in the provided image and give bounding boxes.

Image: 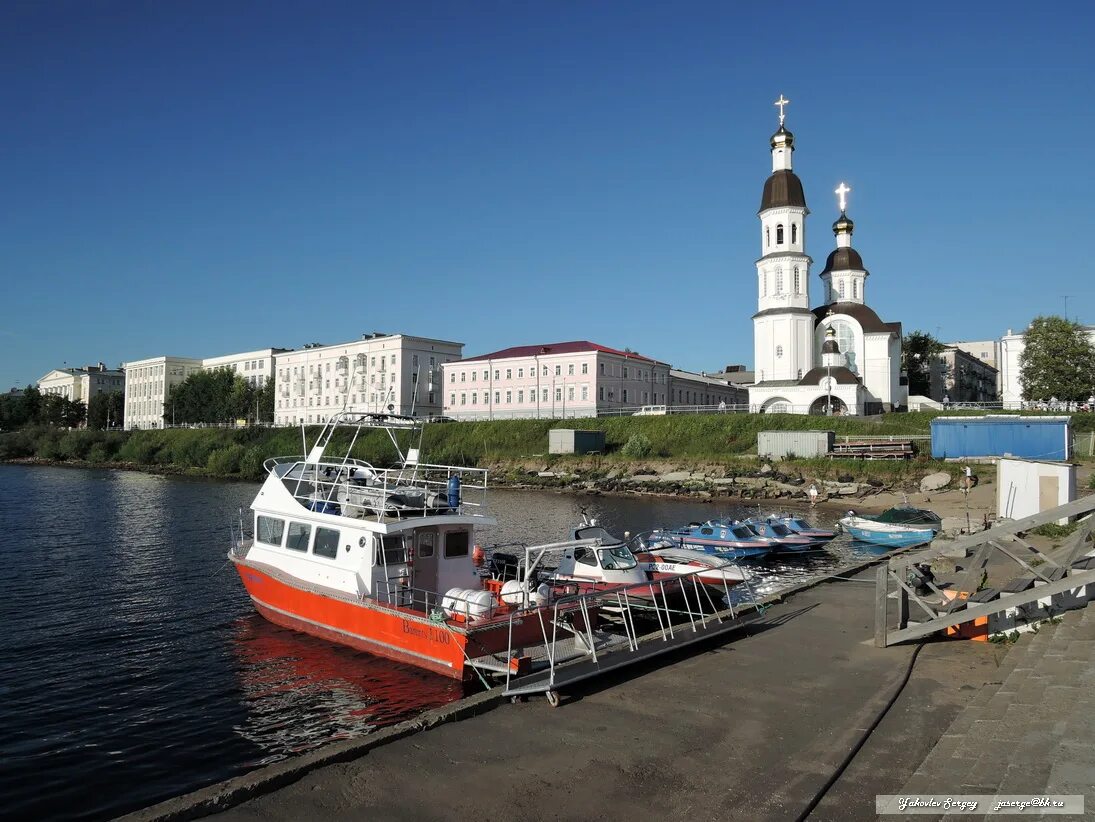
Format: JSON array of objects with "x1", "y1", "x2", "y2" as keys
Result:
[{"x1": 127, "y1": 565, "x2": 1004, "y2": 822}]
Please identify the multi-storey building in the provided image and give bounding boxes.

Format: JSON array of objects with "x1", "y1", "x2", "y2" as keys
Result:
[
  {"x1": 37, "y1": 363, "x2": 125, "y2": 407},
  {"x1": 441, "y1": 341, "x2": 684, "y2": 420},
  {"x1": 929, "y1": 347, "x2": 999, "y2": 404},
  {"x1": 999, "y1": 325, "x2": 1095, "y2": 405},
  {"x1": 273, "y1": 334, "x2": 463, "y2": 426},
  {"x1": 202, "y1": 348, "x2": 287, "y2": 388},
  {"x1": 668, "y1": 370, "x2": 748, "y2": 408},
  {"x1": 123, "y1": 356, "x2": 203, "y2": 429}
]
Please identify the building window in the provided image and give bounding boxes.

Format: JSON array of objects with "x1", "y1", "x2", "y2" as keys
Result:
[
  {"x1": 506, "y1": 391, "x2": 512, "y2": 403},
  {"x1": 622, "y1": 366, "x2": 629, "y2": 379},
  {"x1": 554, "y1": 365, "x2": 561, "y2": 376},
  {"x1": 622, "y1": 389, "x2": 628, "y2": 403},
  {"x1": 450, "y1": 373, "x2": 455, "y2": 384},
  {"x1": 775, "y1": 267, "x2": 783, "y2": 294},
  {"x1": 470, "y1": 371, "x2": 476, "y2": 382},
  {"x1": 494, "y1": 370, "x2": 500, "y2": 380},
  {"x1": 460, "y1": 372, "x2": 465, "y2": 382},
  {"x1": 793, "y1": 267, "x2": 800, "y2": 294},
  {"x1": 517, "y1": 368, "x2": 523, "y2": 378},
  {"x1": 581, "y1": 363, "x2": 588, "y2": 375},
  {"x1": 776, "y1": 224, "x2": 784, "y2": 244},
  {"x1": 838, "y1": 279, "x2": 846, "y2": 299},
  {"x1": 568, "y1": 364, "x2": 574, "y2": 376},
  {"x1": 581, "y1": 386, "x2": 588, "y2": 400},
  {"x1": 542, "y1": 388, "x2": 548, "y2": 402},
  {"x1": 791, "y1": 223, "x2": 798, "y2": 244},
  {"x1": 506, "y1": 369, "x2": 512, "y2": 379},
  {"x1": 762, "y1": 272, "x2": 767, "y2": 297},
  {"x1": 542, "y1": 365, "x2": 548, "y2": 376},
  {"x1": 471, "y1": 392, "x2": 477, "y2": 404},
  {"x1": 852, "y1": 279, "x2": 859, "y2": 299},
  {"x1": 517, "y1": 390, "x2": 524, "y2": 403},
  {"x1": 450, "y1": 393, "x2": 456, "y2": 405},
  {"x1": 556, "y1": 388, "x2": 562, "y2": 401},
  {"x1": 600, "y1": 363, "x2": 605, "y2": 375},
  {"x1": 460, "y1": 393, "x2": 466, "y2": 405},
  {"x1": 776, "y1": 345, "x2": 783, "y2": 358},
  {"x1": 766, "y1": 226, "x2": 770, "y2": 247},
  {"x1": 494, "y1": 391, "x2": 500, "y2": 404}
]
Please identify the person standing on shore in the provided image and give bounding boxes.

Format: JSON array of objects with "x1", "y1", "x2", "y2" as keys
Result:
[{"x1": 808, "y1": 483, "x2": 819, "y2": 507}]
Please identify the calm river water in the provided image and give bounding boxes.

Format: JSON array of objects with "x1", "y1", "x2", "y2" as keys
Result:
[{"x1": 0, "y1": 464, "x2": 880, "y2": 820}]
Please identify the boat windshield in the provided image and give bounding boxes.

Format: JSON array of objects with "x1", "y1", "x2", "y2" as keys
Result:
[
  {"x1": 731, "y1": 526, "x2": 753, "y2": 540},
  {"x1": 599, "y1": 546, "x2": 638, "y2": 570},
  {"x1": 789, "y1": 519, "x2": 812, "y2": 531},
  {"x1": 767, "y1": 523, "x2": 793, "y2": 537}
]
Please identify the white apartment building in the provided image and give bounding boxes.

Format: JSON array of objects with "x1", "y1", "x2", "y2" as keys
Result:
[
  {"x1": 441, "y1": 341, "x2": 674, "y2": 421},
  {"x1": 202, "y1": 348, "x2": 286, "y2": 388},
  {"x1": 124, "y1": 356, "x2": 203, "y2": 429},
  {"x1": 123, "y1": 348, "x2": 287, "y2": 429},
  {"x1": 1000, "y1": 325, "x2": 1095, "y2": 405},
  {"x1": 37, "y1": 363, "x2": 125, "y2": 409},
  {"x1": 273, "y1": 334, "x2": 463, "y2": 426}
]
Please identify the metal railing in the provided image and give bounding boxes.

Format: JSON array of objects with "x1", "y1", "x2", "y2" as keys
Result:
[
  {"x1": 500, "y1": 558, "x2": 758, "y2": 699},
  {"x1": 262, "y1": 456, "x2": 490, "y2": 522}
]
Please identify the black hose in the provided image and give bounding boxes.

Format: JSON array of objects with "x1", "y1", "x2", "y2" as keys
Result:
[{"x1": 794, "y1": 641, "x2": 926, "y2": 822}]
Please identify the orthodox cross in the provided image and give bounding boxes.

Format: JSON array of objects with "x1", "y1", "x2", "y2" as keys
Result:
[
  {"x1": 774, "y1": 94, "x2": 789, "y2": 127},
  {"x1": 835, "y1": 182, "x2": 851, "y2": 213}
]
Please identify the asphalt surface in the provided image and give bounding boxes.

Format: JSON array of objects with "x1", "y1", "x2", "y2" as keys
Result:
[{"x1": 207, "y1": 570, "x2": 1003, "y2": 822}]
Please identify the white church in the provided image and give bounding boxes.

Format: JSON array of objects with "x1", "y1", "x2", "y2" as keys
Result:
[{"x1": 747, "y1": 96, "x2": 906, "y2": 416}]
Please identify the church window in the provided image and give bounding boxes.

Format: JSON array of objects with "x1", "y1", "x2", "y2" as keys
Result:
[
  {"x1": 775, "y1": 267, "x2": 783, "y2": 294},
  {"x1": 793, "y1": 267, "x2": 800, "y2": 294},
  {"x1": 791, "y1": 224, "x2": 798, "y2": 244},
  {"x1": 765, "y1": 227, "x2": 770, "y2": 247},
  {"x1": 838, "y1": 279, "x2": 846, "y2": 299},
  {"x1": 776, "y1": 224, "x2": 784, "y2": 245},
  {"x1": 797, "y1": 369, "x2": 803, "y2": 379},
  {"x1": 776, "y1": 345, "x2": 784, "y2": 358},
  {"x1": 852, "y1": 279, "x2": 859, "y2": 299},
  {"x1": 762, "y1": 272, "x2": 767, "y2": 297}
]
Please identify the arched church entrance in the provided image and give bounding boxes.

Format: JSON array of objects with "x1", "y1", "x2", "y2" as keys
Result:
[
  {"x1": 761, "y1": 397, "x2": 793, "y2": 414},
  {"x1": 809, "y1": 396, "x2": 847, "y2": 416}
]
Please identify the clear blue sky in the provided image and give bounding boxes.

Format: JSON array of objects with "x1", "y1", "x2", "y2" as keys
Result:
[{"x1": 2, "y1": 0, "x2": 1093, "y2": 390}]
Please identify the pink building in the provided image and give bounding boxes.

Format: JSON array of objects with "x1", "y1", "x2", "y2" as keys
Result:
[{"x1": 441, "y1": 341, "x2": 671, "y2": 420}]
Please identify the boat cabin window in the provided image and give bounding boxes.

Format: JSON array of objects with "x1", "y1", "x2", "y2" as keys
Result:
[
  {"x1": 285, "y1": 522, "x2": 311, "y2": 552},
  {"x1": 444, "y1": 531, "x2": 469, "y2": 559},
  {"x1": 313, "y1": 527, "x2": 340, "y2": 559},
  {"x1": 256, "y1": 515, "x2": 285, "y2": 547},
  {"x1": 598, "y1": 546, "x2": 637, "y2": 570},
  {"x1": 700, "y1": 527, "x2": 714, "y2": 535},
  {"x1": 731, "y1": 526, "x2": 753, "y2": 540},
  {"x1": 417, "y1": 532, "x2": 436, "y2": 558},
  {"x1": 376, "y1": 536, "x2": 407, "y2": 565},
  {"x1": 574, "y1": 547, "x2": 598, "y2": 567},
  {"x1": 790, "y1": 519, "x2": 810, "y2": 531},
  {"x1": 768, "y1": 523, "x2": 792, "y2": 537}
]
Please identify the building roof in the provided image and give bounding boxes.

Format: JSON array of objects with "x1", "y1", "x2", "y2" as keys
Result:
[
  {"x1": 458, "y1": 341, "x2": 658, "y2": 364},
  {"x1": 798, "y1": 366, "x2": 861, "y2": 385},
  {"x1": 752, "y1": 307, "x2": 815, "y2": 320},
  {"x1": 760, "y1": 170, "x2": 807, "y2": 211},
  {"x1": 814, "y1": 302, "x2": 901, "y2": 335}
]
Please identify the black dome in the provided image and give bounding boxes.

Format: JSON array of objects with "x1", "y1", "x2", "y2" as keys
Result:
[
  {"x1": 760, "y1": 170, "x2": 807, "y2": 211},
  {"x1": 821, "y1": 338, "x2": 840, "y2": 355},
  {"x1": 819, "y1": 247, "x2": 866, "y2": 276}
]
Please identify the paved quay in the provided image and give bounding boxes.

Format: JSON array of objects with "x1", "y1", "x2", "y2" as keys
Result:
[
  {"x1": 898, "y1": 606, "x2": 1095, "y2": 819},
  {"x1": 195, "y1": 570, "x2": 1001, "y2": 822}
]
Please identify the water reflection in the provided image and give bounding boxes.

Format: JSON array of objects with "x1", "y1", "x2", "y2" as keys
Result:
[{"x1": 230, "y1": 616, "x2": 462, "y2": 766}]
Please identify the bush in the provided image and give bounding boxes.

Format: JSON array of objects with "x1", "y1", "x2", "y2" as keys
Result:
[
  {"x1": 621, "y1": 433, "x2": 653, "y2": 459},
  {"x1": 207, "y1": 444, "x2": 245, "y2": 476},
  {"x1": 116, "y1": 434, "x2": 162, "y2": 465},
  {"x1": 1089, "y1": 473, "x2": 1095, "y2": 490},
  {"x1": 0, "y1": 431, "x2": 37, "y2": 459},
  {"x1": 56, "y1": 431, "x2": 95, "y2": 460},
  {"x1": 239, "y1": 446, "x2": 268, "y2": 480},
  {"x1": 1031, "y1": 522, "x2": 1079, "y2": 539},
  {"x1": 86, "y1": 443, "x2": 111, "y2": 463}
]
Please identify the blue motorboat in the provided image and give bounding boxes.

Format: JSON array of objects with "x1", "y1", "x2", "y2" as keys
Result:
[
  {"x1": 651, "y1": 521, "x2": 773, "y2": 560},
  {"x1": 839, "y1": 506, "x2": 940, "y2": 549},
  {"x1": 740, "y1": 518, "x2": 824, "y2": 553},
  {"x1": 766, "y1": 514, "x2": 838, "y2": 545}
]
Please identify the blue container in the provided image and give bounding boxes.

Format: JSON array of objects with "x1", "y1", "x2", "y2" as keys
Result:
[{"x1": 930, "y1": 415, "x2": 1071, "y2": 461}]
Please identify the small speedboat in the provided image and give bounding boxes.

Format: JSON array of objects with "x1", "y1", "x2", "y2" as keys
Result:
[
  {"x1": 739, "y1": 518, "x2": 820, "y2": 554},
  {"x1": 633, "y1": 534, "x2": 753, "y2": 590},
  {"x1": 766, "y1": 514, "x2": 837, "y2": 545},
  {"x1": 838, "y1": 506, "x2": 940, "y2": 549},
  {"x1": 652, "y1": 521, "x2": 773, "y2": 560}
]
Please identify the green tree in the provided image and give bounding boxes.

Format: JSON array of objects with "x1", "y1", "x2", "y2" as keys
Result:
[
  {"x1": 167, "y1": 368, "x2": 257, "y2": 424},
  {"x1": 87, "y1": 391, "x2": 124, "y2": 430},
  {"x1": 1019, "y1": 316, "x2": 1095, "y2": 401},
  {"x1": 901, "y1": 331, "x2": 944, "y2": 396},
  {"x1": 255, "y1": 378, "x2": 275, "y2": 424},
  {"x1": 62, "y1": 399, "x2": 86, "y2": 429}
]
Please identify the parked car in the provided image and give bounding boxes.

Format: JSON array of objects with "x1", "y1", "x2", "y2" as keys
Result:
[{"x1": 633, "y1": 405, "x2": 668, "y2": 416}]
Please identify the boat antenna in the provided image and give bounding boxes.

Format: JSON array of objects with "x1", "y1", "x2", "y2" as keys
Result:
[{"x1": 300, "y1": 421, "x2": 307, "y2": 458}]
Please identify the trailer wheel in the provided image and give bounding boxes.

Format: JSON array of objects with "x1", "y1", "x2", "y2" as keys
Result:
[{"x1": 546, "y1": 690, "x2": 560, "y2": 708}]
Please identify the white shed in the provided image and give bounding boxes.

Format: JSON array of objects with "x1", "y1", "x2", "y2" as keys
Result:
[{"x1": 997, "y1": 458, "x2": 1078, "y2": 525}]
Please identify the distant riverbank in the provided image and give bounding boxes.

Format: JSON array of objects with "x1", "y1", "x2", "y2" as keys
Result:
[{"x1": 4, "y1": 412, "x2": 1090, "y2": 501}]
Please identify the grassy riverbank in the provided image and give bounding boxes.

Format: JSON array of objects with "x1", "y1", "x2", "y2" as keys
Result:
[{"x1": 2, "y1": 411, "x2": 1091, "y2": 485}]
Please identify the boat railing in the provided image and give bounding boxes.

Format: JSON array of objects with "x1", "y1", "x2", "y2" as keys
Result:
[{"x1": 266, "y1": 457, "x2": 490, "y2": 521}]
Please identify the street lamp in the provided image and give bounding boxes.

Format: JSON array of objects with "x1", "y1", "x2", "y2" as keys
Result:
[{"x1": 821, "y1": 320, "x2": 840, "y2": 416}]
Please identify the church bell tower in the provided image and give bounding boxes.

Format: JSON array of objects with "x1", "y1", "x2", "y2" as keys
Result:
[{"x1": 753, "y1": 95, "x2": 814, "y2": 384}]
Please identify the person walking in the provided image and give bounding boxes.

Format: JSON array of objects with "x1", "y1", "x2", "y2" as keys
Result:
[{"x1": 808, "y1": 483, "x2": 819, "y2": 507}]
